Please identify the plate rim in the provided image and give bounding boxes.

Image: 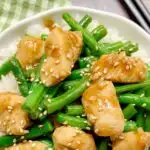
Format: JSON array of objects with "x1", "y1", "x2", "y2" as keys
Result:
[{"x1": 0, "y1": 6, "x2": 150, "y2": 40}]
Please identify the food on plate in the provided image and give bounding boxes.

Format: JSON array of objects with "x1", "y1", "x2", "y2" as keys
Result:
[
  {"x1": 82, "y1": 80, "x2": 124, "y2": 136},
  {"x1": 52, "y1": 126, "x2": 96, "y2": 150},
  {"x1": 91, "y1": 52, "x2": 147, "y2": 83},
  {"x1": 0, "y1": 12, "x2": 149, "y2": 150}
]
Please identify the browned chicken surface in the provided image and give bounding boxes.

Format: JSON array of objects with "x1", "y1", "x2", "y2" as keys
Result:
[
  {"x1": 40, "y1": 27, "x2": 83, "y2": 87},
  {"x1": 16, "y1": 36, "x2": 44, "y2": 69},
  {"x1": 92, "y1": 52, "x2": 147, "y2": 83},
  {"x1": 82, "y1": 80, "x2": 124, "y2": 137},
  {"x1": 52, "y1": 126, "x2": 96, "y2": 150},
  {"x1": 5, "y1": 141, "x2": 47, "y2": 150},
  {"x1": 112, "y1": 129, "x2": 150, "y2": 150},
  {"x1": 0, "y1": 92, "x2": 30, "y2": 135}
]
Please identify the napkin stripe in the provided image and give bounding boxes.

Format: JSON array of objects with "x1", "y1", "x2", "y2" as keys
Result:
[{"x1": 0, "y1": 0, "x2": 71, "y2": 33}]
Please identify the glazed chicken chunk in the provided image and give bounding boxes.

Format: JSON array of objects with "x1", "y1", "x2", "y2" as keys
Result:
[
  {"x1": 40, "y1": 27, "x2": 83, "y2": 87},
  {"x1": 112, "y1": 129, "x2": 150, "y2": 150},
  {"x1": 5, "y1": 141, "x2": 48, "y2": 150},
  {"x1": 92, "y1": 52, "x2": 147, "y2": 83},
  {"x1": 82, "y1": 80, "x2": 124, "y2": 136},
  {"x1": 16, "y1": 36, "x2": 44, "y2": 69},
  {"x1": 0, "y1": 92, "x2": 30, "y2": 135},
  {"x1": 52, "y1": 126, "x2": 96, "y2": 150}
]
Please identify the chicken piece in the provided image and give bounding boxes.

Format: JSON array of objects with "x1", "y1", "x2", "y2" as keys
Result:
[
  {"x1": 5, "y1": 141, "x2": 47, "y2": 150},
  {"x1": 52, "y1": 126, "x2": 96, "y2": 150},
  {"x1": 16, "y1": 36, "x2": 44, "y2": 69},
  {"x1": 112, "y1": 129, "x2": 150, "y2": 150},
  {"x1": 40, "y1": 27, "x2": 83, "y2": 87},
  {"x1": 82, "y1": 80, "x2": 124, "y2": 137},
  {"x1": 0, "y1": 92, "x2": 30, "y2": 135},
  {"x1": 92, "y1": 52, "x2": 147, "y2": 83}
]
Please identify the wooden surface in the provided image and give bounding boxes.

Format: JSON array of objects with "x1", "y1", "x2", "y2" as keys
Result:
[{"x1": 72, "y1": 0, "x2": 150, "y2": 19}]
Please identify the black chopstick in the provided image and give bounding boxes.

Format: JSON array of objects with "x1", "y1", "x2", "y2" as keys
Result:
[
  {"x1": 133, "y1": 0, "x2": 150, "y2": 25},
  {"x1": 122, "y1": 0, "x2": 150, "y2": 33}
]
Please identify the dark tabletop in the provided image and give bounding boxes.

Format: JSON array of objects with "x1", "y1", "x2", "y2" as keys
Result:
[{"x1": 72, "y1": 0, "x2": 150, "y2": 19}]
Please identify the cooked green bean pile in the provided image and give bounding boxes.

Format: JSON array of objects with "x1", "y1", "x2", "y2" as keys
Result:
[{"x1": 0, "y1": 12, "x2": 149, "y2": 150}]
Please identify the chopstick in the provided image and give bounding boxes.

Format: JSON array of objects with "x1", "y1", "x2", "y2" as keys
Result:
[
  {"x1": 122, "y1": 0, "x2": 150, "y2": 33},
  {"x1": 133, "y1": 0, "x2": 150, "y2": 25}
]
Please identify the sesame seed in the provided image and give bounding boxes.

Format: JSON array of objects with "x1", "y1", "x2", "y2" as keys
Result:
[
  {"x1": 50, "y1": 68, "x2": 54, "y2": 73},
  {"x1": 20, "y1": 128, "x2": 24, "y2": 133},
  {"x1": 86, "y1": 82, "x2": 90, "y2": 87},
  {"x1": 32, "y1": 143, "x2": 36, "y2": 147},
  {"x1": 67, "y1": 142, "x2": 71, "y2": 146},
  {"x1": 89, "y1": 96, "x2": 96, "y2": 101},
  {"x1": 95, "y1": 128, "x2": 99, "y2": 133},
  {"x1": 38, "y1": 107, "x2": 42, "y2": 111},
  {"x1": 45, "y1": 72, "x2": 49, "y2": 76},
  {"x1": 77, "y1": 140, "x2": 81, "y2": 144},
  {"x1": 44, "y1": 59, "x2": 48, "y2": 62},
  {"x1": 38, "y1": 125, "x2": 43, "y2": 128},
  {"x1": 41, "y1": 68, "x2": 45, "y2": 72},
  {"x1": 20, "y1": 120, "x2": 24, "y2": 125},
  {"x1": 13, "y1": 138, "x2": 17, "y2": 143},
  {"x1": 28, "y1": 90, "x2": 33, "y2": 94},
  {"x1": 86, "y1": 127, "x2": 91, "y2": 130},
  {"x1": 43, "y1": 110, "x2": 47, "y2": 115},
  {"x1": 103, "y1": 68, "x2": 108, "y2": 74},
  {"x1": 72, "y1": 133, "x2": 77, "y2": 137},
  {"x1": 142, "y1": 103, "x2": 147, "y2": 107},
  {"x1": 21, "y1": 136, "x2": 25, "y2": 139},
  {"x1": 55, "y1": 60, "x2": 60, "y2": 64},
  {"x1": 114, "y1": 61, "x2": 119, "y2": 67},
  {"x1": 39, "y1": 113, "x2": 43, "y2": 118},
  {"x1": 8, "y1": 106, "x2": 13, "y2": 110},
  {"x1": 55, "y1": 74, "x2": 59, "y2": 79},
  {"x1": 126, "y1": 65, "x2": 130, "y2": 70},
  {"x1": 47, "y1": 98, "x2": 51, "y2": 103},
  {"x1": 66, "y1": 53, "x2": 71, "y2": 59},
  {"x1": 63, "y1": 121, "x2": 68, "y2": 125}
]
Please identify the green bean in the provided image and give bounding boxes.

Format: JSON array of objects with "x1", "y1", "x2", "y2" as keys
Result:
[
  {"x1": 0, "y1": 120, "x2": 53, "y2": 148},
  {"x1": 0, "y1": 58, "x2": 12, "y2": 79},
  {"x1": 63, "y1": 79, "x2": 81, "y2": 91},
  {"x1": 85, "y1": 47, "x2": 92, "y2": 56},
  {"x1": 136, "y1": 108, "x2": 145, "y2": 128},
  {"x1": 145, "y1": 111, "x2": 150, "y2": 131},
  {"x1": 23, "y1": 55, "x2": 47, "y2": 117},
  {"x1": 122, "y1": 41, "x2": 139, "y2": 56},
  {"x1": 31, "y1": 54, "x2": 46, "y2": 87},
  {"x1": 37, "y1": 84, "x2": 62, "y2": 120},
  {"x1": 0, "y1": 135, "x2": 16, "y2": 148},
  {"x1": 119, "y1": 94, "x2": 150, "y2": 110},
  {"x1": 44, "y1": 77, "x2": 89, "y2": 114},
  {"x1": 116, "y1": 80, "x2": 150, "y2": 93},
  {"x1": 98, "y1": 139, "x2": 108, "y2": 150},
  {"x1": 22, "y1": 83, "x2": 45, "y2": 118},
  {"x1": 79, "y1": 15, "x2": 92, "y2": 28},
  {"x1": 91, "y1": 25, "x2": 107, "y2": 41},
  {"x1": 68, "y1": 68, "x2": 91, "y2": 80},
  {"x1": 10, "y1": 57, "x2": 29, "y2": 96},
  {"x1": 123, "y1": 104, "x2": 137, "y2": 120},
  {"x1": 79, "y1": 56, "x2": 98, "y2": 68},
  {"x1": 65, "y1": 105, "x2": 84, "y2": 116},
  {"x1": 24, "y1": 66, "x2": 38, "y2": 79},
  {"x1": 56, "y1": 113, "x2": 91, "y2": 130},
  {"x1": 124, "y1": 121, "x2": 137, "y2": 132},
  {"x1": 23, "y1": 120, "x2": 53, "y2": 140},
  {"x1": 63, "y1": 12, "x2": 101, "y2": 56},
  {"x1": 41, "y1": 33, "x2": 48, "y2": 41},
  {"x1": 40, "y1": 138, "x2": 54, "y2": 150}
]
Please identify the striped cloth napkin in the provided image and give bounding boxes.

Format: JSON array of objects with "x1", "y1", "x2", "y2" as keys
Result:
[{"x1": 0, "y1": 0, "x2": 71, "y2": 32}]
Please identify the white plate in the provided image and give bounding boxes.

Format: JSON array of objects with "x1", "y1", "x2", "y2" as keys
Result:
[{"x1": 0, "y1": 6, "x2": 150, "y2": 59}]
